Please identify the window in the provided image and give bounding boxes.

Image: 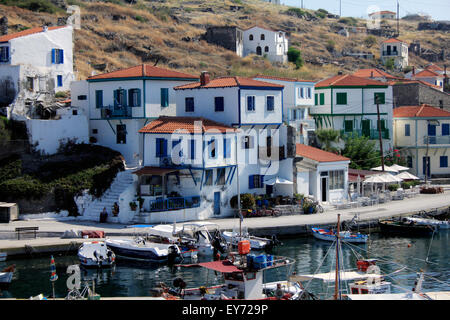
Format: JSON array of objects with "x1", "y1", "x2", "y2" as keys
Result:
[
  {"x1": 114, "y1": 89, "x2": 126, "y2": 107},
  {"x1": 260, "y1": 34, "x2": 265, "y2": 40},
  {"x1": 0, "y1": 46, "x2": 9, "y2": 62},
  {"x1": 407, "y1": 156, "x2": 413, "y2": 169},
  {"x1": 185, "y1": 97, "x2": 194, "y2": 112},
  {"x1": 266, "y1": 136, "x2": 272, "y2": 158},
  {"x1": 189, "y1": 139, "x2": 196, "y2": 160},
  {"x1": 243, "y1": 135, "x2": 254, "y2": 149},
  {"x1": 129, "y1": 89, "x2": 141, "y2": 107},
  {"x1": 249, "y1": 34, "x2": 254, "y2": 41},
  {"x1": 440, "y1": 156, "x2": 448, "y2": 168},
  {"x1": 116, "y1": 124, "x2": 126, "y2": 144},
  {"x1": 292, "y1": 109, "x2": 297, "y2": 120},
  {"x1": 329, "y1": 170, "x2": 345, "y2": 190},
  {"x1": 442, "y1": 124, "x2": 449, "y2": 136},
  {"x1": 214, "y1": 97, "x2": 224, "y2": 112},
  {"x1": 307, "y1": 87, "x2": 312, "y2": 99},
  {"x1": 405, "y1": 124, "x2": 410, "y2": 137},
  {"x1": 208, "y1": 138, "x2": 216, "y2": 159},
  {"x1": 223, "y1": 138, "x2": 231, "y2": 159},
  {"x1": 374, "y1": 92, "x2": 385, "y2": 104},
  {"x1": 299, "y1": 87, "x2": 304, "y2": 98},
  {"x1": 336, "y1": 92, "x2": 347, "y2": 105},
  {"x1": 26, "y1": 77, "x2": 34, "y2": 91},
  {"x1": 247, "y1": 96, "x2": 255, "y2": 111},
  {"x1": 155, "y1": 138, "x2": 167, "y2": 157},
  {"x1": 92, "y1": 129, "x2": 98, "y2": 134},
  {"x1": 439, "y1": 100, "x2": 444, "y2": 109},
  {"x1": 264, "y1": 46, "x2": 269, "y2": 52},
  {"x1": 57, "y1": 75, "x2": 63, "y2": 87},
  {"x1": 216, "y1": 168, "x2": 226, "y2": 185},
  {"x1": 344, "y1": 120, "x2": 353, "y2": 132},
  {"x1": 95, "y1": 90, "x2": 103, "y2": 108},
  {"x1": 204, "y1": 169, "x2": 213, "y2": 186},
  {"x1": 319, "y1": 93, "x2": 325, "y2": 105},
  {"x1": 314, "y1": 94, "x2": 318, "y2": 106},
  {"x1": 160, "y1": 88, "x2": 169, "y2": 107},
  {"x1": 249, "y1": 174, "x2": 264, "y2": 189},
  {"x1": 51, "y1": 49, "x2": 64, "y2": 64},
  {"x1": 266, "y1": 96, "x2": 274, "y2": 111},
  {"x1": 77, "y1": 95, "x2": 87, "y2": 100},
  {"x1": 172, "y1": 139, "x2": 182, "y2": 157}
]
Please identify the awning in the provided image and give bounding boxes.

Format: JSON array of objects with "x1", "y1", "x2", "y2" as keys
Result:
[
  {"x1": 370, "y1": 166, "x2": 399, "y2": 173},
  {"x1": 197, "y1": 260, "x2": 243, "y2": 273},
  {"x1": 264, "y1": 176, "x2": 293, "y2": 185},
  {"x1": 133, "y1": 166, "x2": 179, "y2": 176},
  {"x1": 389, "y1": 164, "x2": 410, "y2": 172}
]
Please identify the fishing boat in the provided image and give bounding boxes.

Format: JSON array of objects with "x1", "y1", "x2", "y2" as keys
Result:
[
  {"x1": 222, "y1": 227, "x2": 281, "y2": 251},
  {"x1": 105, "y1": 237, "x2": 182, "y2": 263},
  {"x1": 155, "y1": 247, "x2": 303, "y2": 300},
  {"x1": 0, "y1": 265, "x2": 15, "y2": 289},
  {"x1": 403, "y1": 217, "x2": 450, "y2": 230},
  {"x1": 311, "y1": 227, "x2": 368, "y2": 243},
  {"x1": 0, "y1": 252, "x2": 6, "y2": 262},
  {"x1": 78, "y1": 241, "x2": 116, "y2": 268},
  {"x1": 378, "y1": 218, "x2": 436, "y2": 236}
]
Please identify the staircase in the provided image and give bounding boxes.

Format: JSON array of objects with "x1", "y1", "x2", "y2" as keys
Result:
[{"x1": 82, "y1": 169, "x2": 134, "y2": 222}]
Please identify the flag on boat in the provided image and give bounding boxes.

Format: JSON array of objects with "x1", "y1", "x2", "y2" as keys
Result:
[{"x1": 50, "y1": 255, "x2": 58, "y2": 282}]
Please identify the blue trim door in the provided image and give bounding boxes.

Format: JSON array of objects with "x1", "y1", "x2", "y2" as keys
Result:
[{"x1": 214, "y1": 192, "x2": 221, "y2": 215}]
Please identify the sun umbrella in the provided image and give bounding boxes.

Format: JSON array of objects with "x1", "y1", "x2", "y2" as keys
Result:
[
  {"x1": 50, "y1": 255, "x2": 58, "y2": 299},
  {"x1": 396, "y1": 171, "x2": 420, "y2": 180},
  {"x1": 370, "y1": 166, "x2": 399, "y2": 173},
  {"x1": 389, "y1": 164, "x2": 410, "y2": 172},
  {"x1": 379, "y1": 173, "x2": 403, "y2": 183},
  {"x1": 263, "y1": 176, "x2": 293, "y2": 185}
]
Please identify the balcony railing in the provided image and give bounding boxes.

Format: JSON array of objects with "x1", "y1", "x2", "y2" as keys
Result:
[
  {"x1": 424, "y1": 135, "x2": 450, "y2": 145},
  {"x1": 100, "y1": 105, "x2": 132, "y2": 119},
  {"x1": 149, "y1": 196, "x2": 201, "y2": 212},
  {"x1": 340, "y1": 129, "x2": 390, "y2": 140},
  {"x1": 382, "y1": 51, "x2": 399, "y2": 56}
]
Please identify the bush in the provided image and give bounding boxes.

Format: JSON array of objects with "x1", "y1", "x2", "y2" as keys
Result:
[
  {"x1": 230, "y1": 193, "x2": 256, "y2": 209},
  {"x1": 0, "y1": 176, "x2": 50, "y2": 200},
  {"x1": 0, "y1": 0, "x2": 60, "y2": 14},
  {"x1": 339, "y1": 17, "x2": 358, "y2": 26},
  {"x1": 364, "y1": 36, "x2": 377, "y2": 48},
  {"x1": 0, "y1": 154, "x2": 22, "y2": 181},
  {"x1": 388, "y1": 184, "x2": 400, "y2": 191},
  {"x1": 325, "y1": 40, "x2": 336, "y2": 52},
  {"x1": 287, "y1": 47, "x2": 304, "y2": 69}
]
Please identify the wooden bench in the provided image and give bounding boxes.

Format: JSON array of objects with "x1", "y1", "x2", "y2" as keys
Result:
[{"x1": 15, "y1": 227, "x2": 39, "y2": 240}]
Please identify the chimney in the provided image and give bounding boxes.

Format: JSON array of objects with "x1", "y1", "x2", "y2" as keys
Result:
[
  {"x1": 200, "y1": 71, "x2": 210, "y2": 86},
  {"x1": 412, "y1": 66, "x2": 415, "y2": 77},
  {"x1": 337, "y1": 71, "x2": 343, "y2": 75}
]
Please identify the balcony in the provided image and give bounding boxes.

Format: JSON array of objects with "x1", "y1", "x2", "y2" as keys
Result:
[
  {"x1": 423, "y1": 135, "x2": 450, "y2": 145},
  {"x1": 100, "y1": 105, "x2": 132, "y2": 119},
  {"x1": 149, "y1": 196, "x2": 201, "y2": 212},
  {"x1": 382, "y1": 51, "x2": 399, "y2": 56},
  {"x1": 340, "y1": 129, "x2": 390, "y2": 140}
]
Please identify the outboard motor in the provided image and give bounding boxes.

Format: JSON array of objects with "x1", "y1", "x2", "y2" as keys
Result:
[
  {"x1": 168, "y1": 245, "x2": 181, "y2": 264},
  {"x1": 173, "y1": 277, "x2": 187, "y2": 297}
]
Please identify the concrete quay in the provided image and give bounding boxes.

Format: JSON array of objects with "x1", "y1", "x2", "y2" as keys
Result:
[{"x1": 0, "y1": 191, "x2": 449, "y2": 259}]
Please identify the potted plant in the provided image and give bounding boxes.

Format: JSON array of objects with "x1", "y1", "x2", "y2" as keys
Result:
[{"x1": 129, "y1": 201, "x2": 138, "y2": 211}]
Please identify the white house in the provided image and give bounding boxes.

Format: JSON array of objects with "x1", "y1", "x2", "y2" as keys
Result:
[
  {"x1": 295, "y1": 143, "x2": 350, "y2": 204},
  {"x1": 380, "y1": 38, "x2": 409, "y2": 70},
  {"x1": 70, "y1": 64, "x2": 199, "y2": 165},
  {"x1": 309, "y1": 74, "x2": 394, "y2": 152},
  {"x1": 369, "y1": 11, "x2": 397, "y2": 20},
  {"x1": 131, "y1": 116, "x2": 239, "y2": 223},
  {"x1": 253, "y1": 75, "x2": 316, "y2": 144},
  {"x1": 393, "y1": 104, "x2": 450, "y2": 179},
  {"x1": 174, "y1": 72, "x2": 295, "y2": 198},
  {"x1": 242, "y1": 26, "x2": 288, "y2": 64},
  {"x1": 405, "y1": 67, "x2": 445, "y2": 92}
]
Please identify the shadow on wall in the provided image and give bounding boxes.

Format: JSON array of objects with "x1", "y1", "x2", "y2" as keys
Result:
[{"x1": 0, "y1": 77, "x2": 17, "y2": 107}]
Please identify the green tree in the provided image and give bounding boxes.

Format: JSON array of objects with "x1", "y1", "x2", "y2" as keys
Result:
[
  {"x1": 364, "y1": 35, "x2": 377, "y2": 48},
  {"x1": 385, "y1": 58, "x2": 395, "y2": 71},
  {"x1": 316, "y1": 128, "x2": 340, "y2": 153},
  {"x1": 287, "y1": 47, "x2": 304, "y2": 69},
  {"x1": 342, "y1": 133, "x2": 381, "y2": 170}
]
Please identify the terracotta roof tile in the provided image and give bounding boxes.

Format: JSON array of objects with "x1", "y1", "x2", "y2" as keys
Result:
[
  {"x1": 174, "y1": 76, "x2": 284, "y2": 90},
  {"x1": 253, "y1": 74, "x2": 315, "y2": 83},
  {"x1": 296, "y1": 144, "x2": 350, "y2": 163},
  {"x1": 393, "y1": 105, "x2": 450, "y2": 118},
  {"x1": 138, "y1": 116, "x2": 238, "y2": 134},
  {"x1": 0, "y1": 26, "x2": 67, "y2": 42},
  {"x1": 351, "y1": 68, "x2": 397, "y2": 80},
  {"x1": 425, "y1": 64, "x2": 444, "y2": 72},
  {"x1": 315, "y1": 74, "x2": 387, "y2": 88},
  {"x1": 414, "y1": 69, "x2": 442, "y2": 78},
  {"x1": 383, "y1": 38, "x2": 405, "y2": 43},
  {"x1": 87, "y1": 64, "x2": 198, "y2": 80}
]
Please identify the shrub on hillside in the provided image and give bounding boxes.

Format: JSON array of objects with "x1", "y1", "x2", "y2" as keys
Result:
[
  {"x1": 0, "y1": 154, "x2": 22, "y2": 181},
  {"x1": 287, "y1": 47, "x2": 304, "y2": 69},
  {"x1": 339, "y1": 17, "x2": 358, "y2": 26}
]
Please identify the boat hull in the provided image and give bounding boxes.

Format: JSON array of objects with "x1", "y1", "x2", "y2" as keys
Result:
[
  {"x1": 0, "y1": 272, "x2": 13, "y2": 289},
  {"x1": 105, "y1": 239, "x2": 179, "y2": 263},
  {"x1": 222, "y1": 232, "x2": 271, "y2": 250},
  {"x1": 311, "y1": 228, "x2": 368, "y2": 243},
  {"x1": 378, "y1": 221, "x2": 435, "y2": 236}
]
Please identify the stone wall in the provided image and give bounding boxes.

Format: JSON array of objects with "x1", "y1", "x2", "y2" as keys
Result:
[
  {"x1": 202, "y1": 26, "x2": 240, "y2": 53},
  {"x1": 393, "y1": 82, "x2": 450, "y2": 111}
]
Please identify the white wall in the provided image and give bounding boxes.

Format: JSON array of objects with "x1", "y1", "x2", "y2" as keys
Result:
[{"x1": 243, "y1": 27, "x2": 288, "y2": 63}]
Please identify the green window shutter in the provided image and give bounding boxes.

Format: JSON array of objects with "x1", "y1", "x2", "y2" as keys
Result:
[
  {"x1": 344, "y1": 120, "x2": 353, "y2": 132},
  {"x1": 95, "y1": 90, "x2": 103, "y2": 108},
  {"x1": 320, "y1": 93, "x2": 325, "y2": 105},
  {"x1": 161, "y1": 88, "x2": 169, "y2": 107},
  {"x1": 336, "y1": 92, "x2": 347, "y2": 105},
  {"x1": 378, "y1": 119, "x2": 386, "y2": 130},
  {"x1": 314, "y1": 94, "x2": 318, "y2": 106},
  {"x1": 374, "y1": 92, "x2": 385, "y2": 104}
]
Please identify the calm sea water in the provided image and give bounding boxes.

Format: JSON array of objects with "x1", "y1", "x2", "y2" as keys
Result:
[{"x1": 1, "y1": 231, "x2": 449, "y2": 299}]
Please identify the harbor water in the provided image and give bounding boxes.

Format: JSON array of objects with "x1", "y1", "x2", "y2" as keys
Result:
[{"x1": 1, "y1": 231, "x2": 449, "y2": 299}]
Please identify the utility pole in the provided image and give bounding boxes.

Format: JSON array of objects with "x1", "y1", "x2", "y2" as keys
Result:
[
  {"x1": 425, "y1": 135, "x2": 429, "y2": 185},
  {"x1": 397, "y1": 0, "x2": 400, "y2": 36},
  {"x1": 339, "y1": 0, "x2": 342, "y2": 17},
  {"x1": 376, "y1": 96, "x2": 385, "y2": 171}
]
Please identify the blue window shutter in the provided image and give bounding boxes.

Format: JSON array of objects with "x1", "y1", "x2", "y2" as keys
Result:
[
  {"x1": 440, "y1": 156, "x2": 448, "y2": 168},
  {"x1": 190, "y1": 139, "x2": 195, "y2": 160},
  {"x1": 428, "y1": 124, "x2": 436, "y2": 136},
  {"x1": 136, "y1": 89, "x2": 141, "y2": 107},
  {"x1": 260, "y1": 175, "x2": 265, "y2": 187},
  {"x1": 57, "y1": 75, "x2": 63, "y2": 87},
  {"x1": 442, "y1": 124, "x2": 449, "y2": 136},
  {"x1": 163, "y1": 139, "x2": 167, "y2": 157},
  {"x1": 51, "y1": 49, "x2": 56, "y2": 64},
  {"x1": 405, "y1": 124, "x2": 410, "y2": 137},
  {"x1": 249, "y1": 175, "x2": 254, "y2": 189},
  {"x1": 156, "y1": 138, "x2": 161, "y2": 157},
  {"x1": 161, "y1": 88, "x2": 169, "y2": 107},
  {"x1": 59, "y1": 49, "x2": 64, "y2": 64}
]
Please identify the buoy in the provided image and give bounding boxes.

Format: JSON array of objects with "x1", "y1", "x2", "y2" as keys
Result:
[{"x1": 408, "y1": 244, "x2": 412, "y2": 248}]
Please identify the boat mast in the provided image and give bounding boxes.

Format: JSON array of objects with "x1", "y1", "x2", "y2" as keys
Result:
[
  {"x1": 334, "y1": 214, "x2": 341, "y2": 300},
  {"x1": 235, "y1": 134, "x2": 242, "y2": 238}
]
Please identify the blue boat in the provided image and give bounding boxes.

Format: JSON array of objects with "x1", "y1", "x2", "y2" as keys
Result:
[{"x1": 311, "y1": 227, "x2": 368, "y2": 243}]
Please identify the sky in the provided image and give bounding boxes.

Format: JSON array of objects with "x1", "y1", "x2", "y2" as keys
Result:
[{"x1": 281, "y1": 0, "x2": 450, "y2": 21}]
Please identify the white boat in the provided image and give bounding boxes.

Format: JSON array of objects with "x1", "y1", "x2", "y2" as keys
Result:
[
  {"x1": 105, "y1": 237, "x2": 182, "y2": 263},
  {"x1": 222, "y1": 227, "x2": 280, "y2": 251},
  {"x1": 404, "y1": 217, "x2": 450, "y2": 230},
  {"x1": 0, "y1": 264, "x2": 15, "y2": 289},
  {"x1": 78, "y1": 241, "x2": 116, "y2": 268},
  {"x1": 175, "y1": 222, "x2": 227, "y2": 257},
  {"x1": 157, "y1": 254, "x2": 303, "y2": 300}
]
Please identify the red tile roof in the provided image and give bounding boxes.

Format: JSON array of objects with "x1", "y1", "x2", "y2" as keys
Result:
[
  {"x1": 425, "y1": 64, "x2": 444, "y2": 72},
  {"x1": 414, "y1": 69, "x2": 442, "y2": 78},
  {"x1": 390, "y1": 79, "x2": 443, "y2": 90},
  {"x1": 87, "y1": 64, "x2": 198, "y2": 80},
  {"x1": 393, "y1": 105, "x2": 450, "y2": 118},
  {"x1": 253, "y1": 74, "x2": 314, "y2": 83},
  {"x1": 174, "y1": 76, "x2": 284, "y2": 90},
  {"x1": 138, "y1": 116, "x2": 238, "y2": 134},
  {"x1": 315, "y1": 74, "x2": 387, "y2": 88},
  {"x1": 296, "y1": 144, "x2": 350, "y2": 163},
  {"x1": 351, "y1": 68, "x2": 397, "y2": 80},
  {"x1": 383, "y1": 38, "x2": 405, "y2": 44},
  {"x1": 0, "y1": 25, "x2": 67, "y2": 42}
]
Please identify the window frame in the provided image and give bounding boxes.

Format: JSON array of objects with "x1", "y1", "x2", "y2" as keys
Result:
[
  {"x1": 160, "y1": 88, "x2": 169, "y2": 108},
  {"x1": 336, "y1": 92, "x2": 347, "y2": 105},
  {"x1": 247, "y1": 95, "x2": 255, "y2": 112},
  {"x1": 185, "y1": 97, "x2": 195, "y2": 112},
  {"x1": 266, "y1": 95, "x2": 275, "y2": 112},
  {"x1": 214, "y1": 96, "x2": 224, "y2": 112}
]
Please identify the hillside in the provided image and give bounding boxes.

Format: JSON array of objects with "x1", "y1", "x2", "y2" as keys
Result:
[{"x1": 0, "y1": 0, "x2": 449, "y2": 82}]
